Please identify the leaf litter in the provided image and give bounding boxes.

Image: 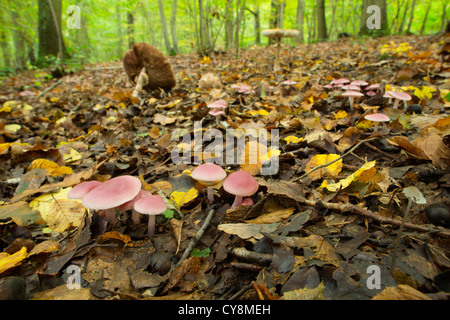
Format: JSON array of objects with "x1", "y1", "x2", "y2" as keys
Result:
[{"x1": 0, "y1": 35, "x2": 450, "y2": 300}]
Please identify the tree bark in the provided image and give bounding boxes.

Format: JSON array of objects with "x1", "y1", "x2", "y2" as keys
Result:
[
  {"x1": 127, "y1": 11, "x2": 135, "y2": 49},
  {"x1": 38, "y1": 0, "x2": 64, "y2": 59},
  {"x1": 170, "y1": 0, "x2": 179, "y2": 54},
  {"x1": 419, "y1": 0, "x2": 432, "y2": 35},
  {"x1": 158, "y1": 0, "x2": 172, "y2": 55},
  {"x1": 295, "y1": 0, "x2": 305, "y2": 43},
  {"x1": 316, "y1": 0, "x2": 328, "y2": 42}
]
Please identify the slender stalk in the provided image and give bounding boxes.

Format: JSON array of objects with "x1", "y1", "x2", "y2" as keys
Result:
[{"x1": 390, "y1": 198, "x2": 412, "y2": 272}]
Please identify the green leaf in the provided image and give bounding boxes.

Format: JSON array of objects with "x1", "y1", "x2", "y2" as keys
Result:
[{"x1": 191, "y1": 248, "x2": 211, "y2": 258}]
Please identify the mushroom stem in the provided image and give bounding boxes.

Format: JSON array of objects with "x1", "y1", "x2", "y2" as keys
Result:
[
  {"x1": 393, "y1": 99, "x2": 400, "y2": 109},
  {"x1": 104, "y1": 208, "x2": 116, "y2": 227},
  {"x1": 230, "y1": 195, "x2": 244, "y2": 209},
  {"x1": 206, "y1": 187, "x2": 215, "y2": 203},
  {"x1": 148, "y1": 214, "x2": 156, "y2": 236},
  {"x1": 274, "y1": 38, "x2": 281, "y2": 72},
  {"x1": 348, "y1": 97, "x2": 354, "y2": 110},
  {"x1": 132, "y1": 67, "x2": 149, "y2": 98},
  {"x1": 131, "y1": 210, "x2": 140, "y2": 224}
]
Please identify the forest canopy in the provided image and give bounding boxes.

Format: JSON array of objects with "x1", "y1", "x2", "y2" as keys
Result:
[{"x1": 0, "y1": 0, "x2": 448, "y2": 72}]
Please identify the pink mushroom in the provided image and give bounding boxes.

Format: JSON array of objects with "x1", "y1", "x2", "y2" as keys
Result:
[
  {"x1": 350, "y1": 80, "x2": 369, "y2": 87},
  {"x1": 223, "y1": 171, "x2": 259, "y2": 209},
  {"x1": 191, "y1": 163, "x2": 227, "y2": 203},
  {"x1": 342, "y1": 90, "x2": 364, "y2": 110},
  {"x1": 68, "y1": 181, "x2": 103, "y2": 199},
  {"x1": 364, "y1": 113, "x2": 390, "y2": 133},
  {"x1": 387, "y1": 91, "x2": 412, "y2": 109},
  {"x1": 133, "y1": 195, "x2": 168, "y2": 236},
  {"x1": 82, "y1": 175, "x2": 142, "y2": 227},
  {"x1": 116, "y1": 189, "x2": 152, "y2": 224}
]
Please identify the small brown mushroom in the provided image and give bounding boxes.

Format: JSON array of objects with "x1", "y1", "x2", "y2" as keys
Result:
[
  {"x1": 261, "y1": 29, "x2": 300, "y2": 71},
  {"x1": 123, "y1": 42, "x2": 176, "y2": 97}
]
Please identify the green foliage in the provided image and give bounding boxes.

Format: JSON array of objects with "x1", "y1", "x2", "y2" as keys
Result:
[
  {"x1": 191, "y1": 248, "x2": 211, "y2": 258},
  {"x1": 0, "y1": 0, "x2": 447, "y2": 69}
]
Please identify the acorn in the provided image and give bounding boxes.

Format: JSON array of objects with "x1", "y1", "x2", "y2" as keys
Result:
[
  {"x1": 425, "y1": 203, "x2": 450, "y2": 228},
  {"x1": 406, "y1": 104, "x2": 422, "y2": 114}
]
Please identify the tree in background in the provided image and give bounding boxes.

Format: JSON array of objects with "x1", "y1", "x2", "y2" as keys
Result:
[
  {"x1": 316, "y1": 0, "x2": 327, "y2": 41},
  {"x1": 38, "y1": 0, "x2": 65, "y2": 61}
]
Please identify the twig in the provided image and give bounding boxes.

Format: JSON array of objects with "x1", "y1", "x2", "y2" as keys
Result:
[
  {"x1": 296, "y1": 197, "x2": 450, "y2": 238},
  {"x1": 36, "y1": 79, "x2": 63, "y2": 99},
  {"x1": 291, "y1": 137, "x2": 378, "y2": 182},
  {"x1": 175, "y1": 208, "x2": 216, "y2": 267}
]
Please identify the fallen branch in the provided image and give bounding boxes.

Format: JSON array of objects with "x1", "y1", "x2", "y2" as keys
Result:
[
  {"x1": 36, "y1": 79, "x2": 63, "y2": 99},
  {"x1": 291, "y1": 137, "x2": 378, "y2": 182},
  {"x1": 297, "y1": 197, "x2": 450, "y2": 238},
  {"x1": 175, "y1": 208, "x2": 216, "y2": 267}
]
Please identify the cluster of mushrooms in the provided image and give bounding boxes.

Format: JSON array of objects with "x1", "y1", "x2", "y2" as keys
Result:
[{"x1": 68, "y1": 165, "x2": 258, "y2": 237}]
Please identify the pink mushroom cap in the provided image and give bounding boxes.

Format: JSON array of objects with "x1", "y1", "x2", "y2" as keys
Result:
[
  {"x1": 342, "y1": 90, "x2": 364, "y2": 97},
  {"x1": 116, "y1": 189, "x2": 151, "y2": 211},
  {"x1": 364, "y1": 113, "x2": 390, "y2": 122},
  {"x1": 82, "y1": 175, "x2": 142, "y2": 210},
  {"x1": 133, "y1": 195, "x2": 167, "y2": 216},
  {"x1": 342, "y1": 85, "x2": 362, "y2": 91},
  {"x1": 208, "y1": 99, "x2": 227, "y2": 109},
  {"x1": 68, "y1": 181, "x2": 103, "y2": 199},
  {"x1": 388, "y1": 91, "x2": 412, "y2": 101},
  {"x1": 191, "y1": 163, "x2": 227, "y2": 186},
  {"x1": 223, "y1": 171, "x2": 259, "y2": 197},
  {"x1": 350, "y1": 80, "x2": 369, "y2": 87}
]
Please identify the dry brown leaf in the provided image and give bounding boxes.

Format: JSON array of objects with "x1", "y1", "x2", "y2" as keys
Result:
[
  {"x1": 28, "y1": 240, "x2": 61, "y2": 257},
  {"x1": 372, "y1": 285, "x2": 431, "y2": 300},
  {"x1": 245, "y1": 208, "x2": 295, "y2": 224}
]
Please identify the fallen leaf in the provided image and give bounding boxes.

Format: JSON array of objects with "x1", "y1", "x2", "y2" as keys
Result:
[
  {"x1": 320, "y1": 161, "x2": 377, "y2": 193},
  {"x1": 245, "y1": 208, "x2": 295, "y2": 224},
  {"x1": 217, "y1": 222, "x2": 279, "y2": 240},
  {"x1": 372, "y1": 284, "x2": 431, "y2": 300},
  {"x1": 305, "y1": 154, "x2": 343, "y2": 181},
  {"x1": 0, "y1": 247, "x2": 28, "y2": 274},
  {"x1": 28, "y1": 240, "x2": 61, "y2": 257}
]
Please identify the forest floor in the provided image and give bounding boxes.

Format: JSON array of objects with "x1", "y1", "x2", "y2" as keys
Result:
[{"x1": 0, "y1": 33, "x2": 449, "y2": 301}]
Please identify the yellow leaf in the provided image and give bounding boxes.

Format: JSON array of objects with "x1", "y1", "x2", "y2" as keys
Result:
[
  {"x1": 321, "y1": 161, "x2": 376, "y2": 192},
  {"x1": 284, "y1": 136, "x2": 304, "y2": 145},
  {"x1": 97, "y1": 231, "x2": 132, "y2": 244},
  {"x1": 258, "y1": 109, "x2": 269, "y2": 116},
  {"x1": 28, "y1": 159, "x2": 72, "y2": 177},
  {"x1": 0, "y1": 247, "x2": 28, "y2": 274},
  {"x1": 305, "y1": 154, "x2": 342, "y2": 181},
  {"x1": 334, "y1": 110, "x2": 348, "y2": 119},
  {"x1": 4, "y1": 124, "x2": 21, "y2": 134},
  {"x1": 61, "y1": 147, "x2": 82, "y2": 163},
  {"x1": 50, "y1": 166, "x2": 73, "y2": 177},
  {"x1": 29, "y1": 188, "x2": 86, "y2": 233},
  {"x1": 170, "y1": 188, "x2": 199, "y2": 208}
]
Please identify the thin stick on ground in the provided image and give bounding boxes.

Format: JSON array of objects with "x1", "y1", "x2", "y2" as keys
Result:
[
  {"x1": 175, "y1": 208, "x2": 216, "y2": 267},
  {"x1": 37, "y1": 79, "x2": 63, "y2": 99}
]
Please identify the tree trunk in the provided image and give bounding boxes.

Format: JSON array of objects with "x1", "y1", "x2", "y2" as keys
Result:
[
  {"x1": 38, "y1": 0, "x2": 64, "y2": 59},
  {"x1": 0, "y1": 9, "x2": 12, "y2": 68},
  {"x1": 419, "y1": 0, "x2": 432, "y2": 35},
  {"x1": 158, "y1": 0, "x2": 172, "y2": 54},
  {"x1": 295, "y1": 0, "x2": 305, "y2": 43},
  {"x1": 360, "y1": 0, "x2": 388, "y2": 36},
  {"x1": 405, "y1": 0, "x2": 416, "y2": 34},
  {"x1": 316, "y1": 0, "x2": 328, "y2": 42},
  {"x1": 170, "y1": 0, "x2": 179, "y2": 55},
  {"x1": 127, "y1": 11, "x2": 135, "y2": 49},
  {"x1": 116, "y1": 6, "x2": 123, "y2": 59}
]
